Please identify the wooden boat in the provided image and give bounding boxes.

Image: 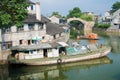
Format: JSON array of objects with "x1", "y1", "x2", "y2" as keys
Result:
[
  {"x1": 80, "y1": 36, "x2": 99, "y2": 40},
  {"x1": 80, "y1": 33, "x2": 99, "y2": 40},
  {"x1": 8, "y1": 44, "x2": 111, "y2": 66}
]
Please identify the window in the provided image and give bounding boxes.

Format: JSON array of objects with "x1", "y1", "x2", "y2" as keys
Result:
[
  {"x1": 38, "y1": 23, "x2": 43, "y2": 29},
  {"x1": 28, "y1": 23, "x2": 35, "y2": 30},
  {"x1": 59, "y1": 33, "x2": 61, "y2": 37},
  {"x1": 19, "y1": 40, "x2": 22, "y2": 44},
  {"x1": 17, "y1": 26, "x2": 24, "y2": 32},
  {"x1": 28, "y1": 40, "x2": 31, "y2": 45},
  {"x1": 42, "y1": 36, "x2": 45, "y2": 39},
  {"x1": 53, "y1": 35, "x2": 56, "y2": 39},
  {"x1": 1, "y1": 41, "x2": 12, "y2": 50},
  {"x1": 31, "y1": 5, "x2": 34, "y2": 10}
]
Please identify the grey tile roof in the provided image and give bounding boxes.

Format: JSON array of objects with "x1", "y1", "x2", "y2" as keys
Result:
[
  {"x1": 26, "y1": 0, "x2": 35, "y2": 4},
  {"x1": 41, "y1": 15, "x2": 51, "y2": 23},
  {"x1": 24, "y1": 14, "x2": 65, "y2": 36},
  {"x1": 46, "y1": 22, "x2": 65, "y2": 35},
  {"x1": 24, "y1": 14, "x2": 43, "y2": 23}
]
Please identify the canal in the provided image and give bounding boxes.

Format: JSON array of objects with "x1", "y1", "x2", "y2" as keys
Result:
[{"x1": 0, "y1": 32, "x2": 120, "y2": 80}]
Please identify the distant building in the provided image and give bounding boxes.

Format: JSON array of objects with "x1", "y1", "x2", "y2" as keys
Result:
[
  {"x1": 49, "y1": 15, "x2": 67, "y2": 25},
  {"x1": 104, "y1": 10, "x2": 112, "y2": 24},
  {"x1": 94, "y1": 14, "x2": 102, "y2": 23},
  {"x1": 83, "y1": 12, "x2": 94, "y2": 16},
  {"x1": 107, "y1": 9, "x2": 120, "y2": 32}
]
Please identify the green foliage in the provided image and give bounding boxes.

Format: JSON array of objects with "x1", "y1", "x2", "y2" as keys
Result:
[
  {"x1": 70, "y1": 28, "x2": 78, "y2": 39},
  {"x1": 67, "y1": 7, "x2": 93, "y2": 21},
  {"x1": 67, "y1": 7, "x2": 82, "y2": 18},
  {"x1": 95, "y1": 23, "x2": 110, "y2": 29},
  {"x1": 51, "y1": 11, "x2": 62, "y2": 18},
  {"x1": 0, "y1": 0, "x2": 29, "y2": 28},
  {"x1": 80, "y1": 14, "x2": 94, "y2": 21},
  {"x1": 70, "y1": 27, "x2": 84, "y2": 39},
  {"x1": 112, "y1": 1, "x2": 120, "y2": 12}
]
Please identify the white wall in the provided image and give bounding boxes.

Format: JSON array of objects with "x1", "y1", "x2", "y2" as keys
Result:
[
  {"x1": 49, "y1": 16, "x2": 60, "y2": 24},
  {"x1": 48, "y1": 49, "x2": 59, "y2": 57}
]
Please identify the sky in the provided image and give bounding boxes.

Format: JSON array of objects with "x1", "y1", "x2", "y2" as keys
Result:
[{"x1": 31, "y1": 0, "x2": 119, "y2": 16}]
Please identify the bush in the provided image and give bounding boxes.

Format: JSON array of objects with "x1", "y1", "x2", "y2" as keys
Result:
[
  {"x1": 94, "y1": 23, "x2": 110, "y2": 29},
  {"x1": 70, "y1": 28, "x2": 78, "y2": 39}
]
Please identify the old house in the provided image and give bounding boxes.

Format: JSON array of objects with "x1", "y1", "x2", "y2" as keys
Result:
[
  {"x1": 0, "y1": 0, "x2": 69, "y2": 60},
  {"x1": 49, "y1": 15, "x2": 67, "y2": 25},
  {"x1": 107, "y1": 9, "x2": 120, "y2": 32}
]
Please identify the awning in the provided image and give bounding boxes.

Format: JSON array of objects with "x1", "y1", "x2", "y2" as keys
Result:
[
  {"x1": 57, "y1": 42, "x2": 68, "y2": 47},
  {"x1": 32, "y1": 36, "x2": 42, "y2": 40}
]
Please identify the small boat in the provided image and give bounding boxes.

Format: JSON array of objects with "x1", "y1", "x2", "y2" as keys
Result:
[
  {"x1": 80, "y1": 36, "x2": 99, "y2": 40},
  {"x1": 8, "y1": 42, "x2": 111, "y2": 66},
  {"x1": 80, "y1": 33, "x2": 99, "y2": 40}
]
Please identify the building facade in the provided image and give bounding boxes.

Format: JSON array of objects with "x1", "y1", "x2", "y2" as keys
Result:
[
  {"x1": 107, "y1": 9, "x2": 120, "y2": 32},
  {"x1": 0, "y1": 0, "x2": 69, "y2": 60}
]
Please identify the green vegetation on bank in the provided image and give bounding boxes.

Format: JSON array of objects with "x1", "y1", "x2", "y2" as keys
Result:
[
  {"x1": 70, "y1": 28, "x2": 84, "y2": 39},
  {"x1": 94, "y1": 23, "x2": 111, "y2": 29}
]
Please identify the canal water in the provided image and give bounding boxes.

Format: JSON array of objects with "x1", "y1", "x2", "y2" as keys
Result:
[{"x1": 0, "y1": 33, "x2": 120, "y2": 80}]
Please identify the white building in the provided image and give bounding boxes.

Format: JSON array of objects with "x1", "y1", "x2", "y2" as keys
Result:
[
  {"x1": 104, "y1": 10, "x2": 112, "y2": 24},
  {"x1": 49, "y1": 15, "x2": 67, "y2": 25},
  {"x1": 0, "y1": 0, "x2": 69, "y2": 60},
  {"x1": 107, "y1": 9, "x2": 120, "y2": 32}
]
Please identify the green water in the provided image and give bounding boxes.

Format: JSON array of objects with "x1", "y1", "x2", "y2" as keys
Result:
[{"x1": 0, "y1": 33, "x2": 120, "y2": 80}]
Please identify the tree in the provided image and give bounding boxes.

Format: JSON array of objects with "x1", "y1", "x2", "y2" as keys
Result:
[
  {"x1": 67, "y1": 7, "x2": 82, "y2": 18},
  {"x1": 112, "y1": 1, "x2": 120, "y2": 12},
  {"x1": 80, "y1": 14, "x2": 94, "y2": 21},
  {"x1": 0, "y1": 0, "x2": 29, "y2": 28},
  {"x1": 51, "y1": 11, "x2": 62, "y2": 18}
]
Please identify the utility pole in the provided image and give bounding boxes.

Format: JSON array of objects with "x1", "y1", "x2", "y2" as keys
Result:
[{"x1": 0, "y1": 29, "x2": 2, "y2": 60}]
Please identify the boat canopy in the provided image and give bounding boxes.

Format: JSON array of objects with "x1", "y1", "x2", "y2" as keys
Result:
[
  {"x1": 57, "y1": 42, "x2": 68, "y2": 47},
  {"x1": 11, "y1": 43, "x2": 52, "y2": 51}
]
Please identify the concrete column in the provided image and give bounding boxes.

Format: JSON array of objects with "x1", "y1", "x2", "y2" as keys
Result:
[
  {"x1": 43, "y1": 24, "x2": 46, "y2": 30},
  {"x1": 36, "y1": 2, "x2": 41, "y2": 21},
  {"x1": 11, "y1": 26, "x2": 17, "y2": 32},
  {"x1": 34, "y1": 23, "x2": 39, "y2": 30},
  {"x1": 24, "y1": 24, "x2": 29, "y2": 31}
]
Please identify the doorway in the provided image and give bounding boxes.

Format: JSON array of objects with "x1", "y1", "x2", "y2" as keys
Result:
[{"x1": 43, "y1": 49, "x2": 47, "y2": 58}]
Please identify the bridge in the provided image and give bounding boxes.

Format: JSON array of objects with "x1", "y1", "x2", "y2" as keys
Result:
[{"x1": 67, "y1": 17, "x2": 95, "y2": 36}]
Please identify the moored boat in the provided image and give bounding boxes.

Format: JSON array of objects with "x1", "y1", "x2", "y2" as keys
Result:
[{"x1": 8, "y1": 42, "x2": 111, "y2": 66}]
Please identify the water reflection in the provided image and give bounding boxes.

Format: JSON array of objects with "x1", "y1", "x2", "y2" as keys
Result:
[
  {"x1": 104, "y1": 33, "x2": 120, "y2": 53},
  {"x1": 7, "y1": 57, "x2": 112, "y2": 80},
  {"x1": 109, "y1": 35, "x2": 120, "y2": 53},
  {"x1": 0, "y1": 32, "x2": 120, "y2": 80},
  {"x1": 0, "y1": 65, "x2": 9, "y2": 80}
]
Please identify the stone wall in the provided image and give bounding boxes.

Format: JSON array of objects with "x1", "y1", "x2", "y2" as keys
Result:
[
  {"x1": 67, "y1": 17, "x2": 94, "y2": 36},
  {"x1": 84, "y1": 22, "x2": 94, "y2": 36}
]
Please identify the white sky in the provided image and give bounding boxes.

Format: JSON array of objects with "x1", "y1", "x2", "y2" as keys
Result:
[{"x1": 31, "y1": 0, "x2": 119, "y2": 16}]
